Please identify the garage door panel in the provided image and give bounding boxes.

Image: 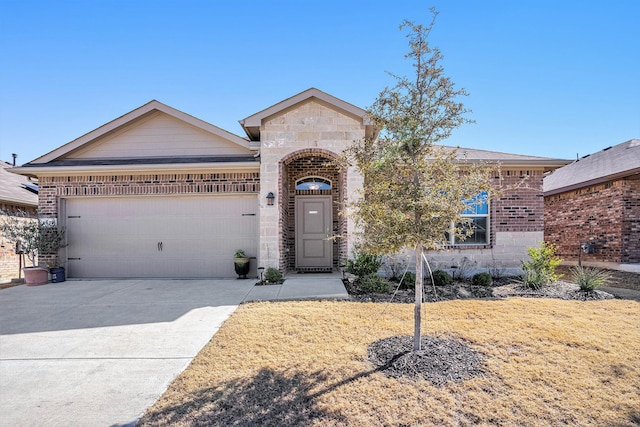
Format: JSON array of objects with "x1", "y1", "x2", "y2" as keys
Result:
[{"x1": 65, "y1": 196, "x2": 258, "y2": 278}]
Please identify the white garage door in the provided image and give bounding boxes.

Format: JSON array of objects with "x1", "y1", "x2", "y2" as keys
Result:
[{"x1": 64, "y1": 195, "x2": 258, "y2": 278}]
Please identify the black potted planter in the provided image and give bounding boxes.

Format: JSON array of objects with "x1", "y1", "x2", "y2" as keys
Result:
[
  {"x1": 233, "y1": 249, "x2": 250, "y2": 279},
  {"x1": 234, "y1": 257, "x2": 250, "y2": 279}
]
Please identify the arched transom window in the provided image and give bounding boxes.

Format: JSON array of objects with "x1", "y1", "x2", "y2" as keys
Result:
[{"x1": 295, "y1": 177, "x2": 332, "y2": 191}]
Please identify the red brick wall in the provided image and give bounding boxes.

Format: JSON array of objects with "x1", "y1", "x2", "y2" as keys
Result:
[
  {"x1": 622, "y1": 177, "x2": 640, "y2": 262},
  {"x1": 492, "y1": 169, "x2": 545, "y2": 234},
  {"x1": 544, "y1": 176, "x2": 640, "y2": 263}
]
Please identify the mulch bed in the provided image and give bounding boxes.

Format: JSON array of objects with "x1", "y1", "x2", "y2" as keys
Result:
[
  {"x1": 344, "y1": 275, "x2": 625, "y2": 303},
  {"x1": 368, "y1": 335, "x2": 485, "y2": 385}
]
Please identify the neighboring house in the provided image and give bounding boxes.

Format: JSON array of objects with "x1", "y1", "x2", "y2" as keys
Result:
[
  {"x1": 12, "y1": 88, "x2": 568, "y2": 279},
  {"x1": 0, "y1": 161, "x2": 39, "y2": 281},
  {"x1": 544, "y1": 139, "x2": 640, "y2": 264}
]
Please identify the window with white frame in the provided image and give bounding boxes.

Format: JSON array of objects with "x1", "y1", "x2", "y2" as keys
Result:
[{"x1": 446, "y1": 191, "x2": 489, "y2": 245}]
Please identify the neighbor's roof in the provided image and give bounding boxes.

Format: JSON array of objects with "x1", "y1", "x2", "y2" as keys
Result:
[
  {"x1": 543, "y1": 139, "x2": 640, "y2": 195},
  {"x1": 441, "y1": 145, "x2": 571, "y2": 169},
  {"x1": 0, "y1": 161, "x2": 38, "y2": 207}
]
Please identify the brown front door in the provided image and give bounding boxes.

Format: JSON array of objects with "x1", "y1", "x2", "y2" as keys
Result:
[{"x1": 295, "y1": 196, "x2": 332, "y2": 268}]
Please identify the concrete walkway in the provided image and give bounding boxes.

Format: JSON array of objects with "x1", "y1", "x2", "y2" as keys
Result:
[
  {"x1": 244, "y1": 272, "x2": 348, "y2": 302},
  {"x1": 0, "y1": 275, "x2": 347, "y2": 427},
  {"x1": 600, "y1": 286, "x2": 640, "y2": 302}
]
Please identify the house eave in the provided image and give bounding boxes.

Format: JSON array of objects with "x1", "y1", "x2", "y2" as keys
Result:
[
  {"x1": 10, "y1": 161, "x2": 260, "y2": 178},
  {"x1": 458, "y1": 159, "x2": 572, "y2": 170},
  {"x1": 0, "y1": 196, "x2": 38, "y2": 208},
  {"x1": 544, "y1": 167, "x2": 640, "y2": 196}
]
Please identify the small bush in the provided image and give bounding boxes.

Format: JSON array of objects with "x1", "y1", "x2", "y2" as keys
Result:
[
  {"x1": 571, "y1": 266, "x2": 610, "y2": 292},
  {"x1": 398, "y1": 271, "x2": 417, "y2": 289},
  {"x1": 430, "y1": 270, "x2": 452, "y2": 287},
  {"x1": 360, "y1": 274, "x2": 390, "y2": 293},
  {"x1": 346, "y1": 251, "x2": 383, "y2": 278},
  {"x1": 264, "y1": 267, "x2": 283, "y2": 283},
  {"x1": 472, "y1": 272, "x2": 493, "y2": 286},
  {"x1": 521, "y1": 242, "x2": 562, "y2": 287}
]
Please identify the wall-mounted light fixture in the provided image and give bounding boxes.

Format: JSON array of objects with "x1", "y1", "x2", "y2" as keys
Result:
[{"x1": 266, "y1": 192, "x2": 275, "y2": 206}]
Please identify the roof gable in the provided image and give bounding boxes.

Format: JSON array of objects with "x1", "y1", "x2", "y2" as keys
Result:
[
  {"x1": 239, "y1": 88, "x2": 374, "y2": 140},
  {"x1": 31, "y1": 100, "x2": 252, "y2": 164},
  {"x1": 544, "y1": 139, "x2": 640, "y2": 195}
]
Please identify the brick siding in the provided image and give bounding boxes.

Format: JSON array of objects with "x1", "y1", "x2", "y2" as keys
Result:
[
  {"x1": 280, "y1": 150, "x2": 346, "y2": 271},
  {"x1": 544, "y1": 176, "x2": 640, "y2": 263},
  {"x1": 492, "y1": 169, "x2": 545, "y2": 235}
]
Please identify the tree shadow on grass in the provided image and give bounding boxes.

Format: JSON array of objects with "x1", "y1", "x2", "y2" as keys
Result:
[
  {"x1": 138, "y1": 368, "x2": 352, "y2": 426},
  {"x1": 138, "y1": 352, "x2": 414, "y2": 427}
]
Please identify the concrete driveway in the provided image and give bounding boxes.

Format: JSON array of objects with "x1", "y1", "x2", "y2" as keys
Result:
[{"x1": 0, "y1": 279, "x2": 255, "y2": 427}]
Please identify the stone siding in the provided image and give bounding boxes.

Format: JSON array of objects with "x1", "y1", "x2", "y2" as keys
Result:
[
  {"x1": 545, "y1": 176, "x2": 640, "y2": 263},
  {"x1": 258, "y1": 99, "x2": 366, "y2": 271}
]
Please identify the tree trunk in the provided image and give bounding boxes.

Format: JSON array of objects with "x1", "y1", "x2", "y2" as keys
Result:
[{"x1": 414, "y1": 243, "x2": 423, "y2": 351}]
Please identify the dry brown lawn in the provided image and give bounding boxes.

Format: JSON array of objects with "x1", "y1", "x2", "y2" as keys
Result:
[{"x1": 139, "y1": 298, "x2": 640, "y2": 426}]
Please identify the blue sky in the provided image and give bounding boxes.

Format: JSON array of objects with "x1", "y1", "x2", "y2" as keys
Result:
[{"x1": 1, "y1": 0, "x2": 638, "y2": 165}]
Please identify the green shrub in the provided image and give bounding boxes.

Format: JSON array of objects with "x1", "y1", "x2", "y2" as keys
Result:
[
  {"x1": 398, "y1": 271, "x2": 417, "y2": 289},
  {"x1": 346, "y1": 251, "x2": 382, "y2": 278},
  {"x1": 472, "y1": 272, "x2": 493, "y2": 286},
  {"x1": 430, "y1": 270, "x2": 452, "y2": 286},
  {"x1": 360, "y1": 274, "x2": 390, "y2": 293},
  {"x1": 521, "y1": 242, "x2": 562, "y2": 288},
  {"x1": 264, "y1": 267, "x2": 283, "y2": 283},
  {"x1": 571, "y1": 266, "x2": 610, "y2": 292}
]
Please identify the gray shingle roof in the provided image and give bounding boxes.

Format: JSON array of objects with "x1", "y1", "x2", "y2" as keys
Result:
[
  {"x1": 543, "y1": 139, "x2": 640, "y2": 195},
  {"x1": 0, "y1": 162, "x2": 38, "y2": 207},
  {"x1": 441, "y1": 145, "x2": 564, "y2": 161}
]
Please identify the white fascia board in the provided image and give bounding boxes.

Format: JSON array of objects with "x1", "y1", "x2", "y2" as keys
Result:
[{"x1": 10, "y1": 162, "x2": 260, "y2": 177}]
